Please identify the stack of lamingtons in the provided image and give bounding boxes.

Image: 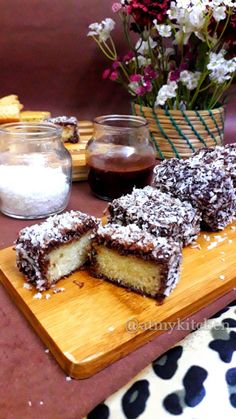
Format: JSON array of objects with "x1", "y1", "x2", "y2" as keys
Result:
[{"x1": 15, "y1": 144, "x2": 236, "y2": 302}]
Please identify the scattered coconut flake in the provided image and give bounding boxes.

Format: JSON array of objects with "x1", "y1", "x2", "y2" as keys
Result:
[
  {"x1": 191, "y1": 243, "x2": 201, "y2": 250},
  {"x1": 23, "y1": 282, "x2": 32, "y2": 290},
  {"x1": 45, "y1": 349, "x2": 49, "y2": 353},
  {"x1": 203, "y1": 235, "x2": 210, "y2": 242},
  {"x1": 66, "y1": 376, "x2": 72, "y2": 381},
  {"x1": 219, "y1": 275, "x2": 225, "y2": 280},
  {"x1": 28, "y1": 401, "x2": 32, "y2": 407},
  {"x1": 228, "y1": 239, "x2": 233, "y2": 244},
  {"x1": 53, "y1": 287, "x2": 65, "y2": 294},
  {"x1": 215, "y1": 236, "x2": 227, "y2": 243},
  {"x1": 108, "y1": 326, "x2": 115, "y2": 332},
  {"x1": 45, "y1": 294, "x2": 51, "y2": 300},
  {"x1": 220, "y1": 258, "x2": 225, "y2": 262},
  {"x1": 207, "y1": 242, "x2": 218, "y2": 250},
  {"x1": 39, "y1": 401, "x2": 44, "y2": 406},
  {"x1": 220, "y1": 251, "x2": 225, "y2": 255},
  {"x1": 230, "y1": 226, "x2": 236, "y2": 231},
  {"x1": 33, "y1": 292, "x2": 42, "y2": 300}
]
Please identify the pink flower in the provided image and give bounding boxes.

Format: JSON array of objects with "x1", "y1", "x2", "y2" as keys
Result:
[
  {"x1": 123, "y1": 51, "x2": 135, "y2": 62},
  {"x1": 110, "y1": 71, "x2": 119, "y2": 80},
  {"x1": 102, "y1": 68, "x2": 111, "y2": 79},
  {"x1": 130, "y1": 73, "x2": 142, "y2": 82},
  {"x1": 112, "y1": 2, "x2": 122, "y2": 13},
  {"x1": 134, "y1": 85, "x2": 146, "y2": 96},
  {"x1": 143, "y1": 79, "x2": 152, "y2": 92},
  {"x1": 169, "y1": 69, "x2": 180, "y2": 82},
  {"x1": 144, "y1": 65, "x2": 158, "y2": 80},
  {"x1": 112, "y1": 60, "x2": 121, "y2": 69}
]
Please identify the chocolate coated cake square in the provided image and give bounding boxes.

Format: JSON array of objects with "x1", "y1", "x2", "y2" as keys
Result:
[
  {"x1": 15, "y1": 210, "x2": 99, "y2": 290},
  {"x1": 153, "y1": 158, "x2": 236, "y2": 231},
  {"x1": 89, "y1": 223, "x2": 182, "y2": 301}
]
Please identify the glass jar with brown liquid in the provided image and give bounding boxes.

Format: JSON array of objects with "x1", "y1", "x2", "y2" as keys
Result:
[{"x1": 86, "y1": 115, "x2": 156, "y2": 200}]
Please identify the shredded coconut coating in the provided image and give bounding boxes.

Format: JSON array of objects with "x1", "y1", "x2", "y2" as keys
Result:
[
  {"x1": 47, "y1": 116, "x2": 78, "y2": 126},
  {"x1": 15, "y1": 210, "x2": 99, "y2": 289},
  {"x1": 153, "y1": 157, "x2": 236, "y2": 231},
  {"x1": 91, "y1": 223, "x2": 182, "y2": 297},
  {"x1": 107, "y1": 186, "x2": 201, "y2": 246},
  {"x1": 190, "y1": 143, "x2": 236, "y2": 186}
]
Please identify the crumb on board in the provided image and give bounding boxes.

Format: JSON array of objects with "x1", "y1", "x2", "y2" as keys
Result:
[
  {"x1": 66, "y1": 376, "x2": 72, "y2": 382},
  {"x1": 219, "y1": 275, "x2": 225, "y2": 280},
  {"x1": 73, "y1": 280, "x2": 84, "y2": 289},
  {"x1": 45, "y1": 349, "x2": 49, "y2": 353},
  {"x1": 45, "y1": 294, "x2": 51, "y2": 300},
  {"x1": 39, "y1": 401, "x2": 44, "y2": 406},
  {"x1": 28, "y1": 401, "x2": 32, "y2": 407}
]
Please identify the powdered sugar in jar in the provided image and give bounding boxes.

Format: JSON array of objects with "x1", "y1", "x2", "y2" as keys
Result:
[{"x1": 0, "y1": 122, "x2": 72, "y2": 219}]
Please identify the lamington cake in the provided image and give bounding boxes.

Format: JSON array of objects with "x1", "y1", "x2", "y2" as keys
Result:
[
  {"x1": 89, "y1": 223, "x2": 182, "y2": 301},
  {"x1": 15, "y1": 211, "x2": 99, "y2": 290},
  {"x1": 190, "y1": 144, "x2": 236, "y2": 187},
  {"x1": 107, "y1": 186, "x2": 201, "y2": 246},
  {"x1": 153, "y1": 158, "x2": 236, "y2": 231},
  {"x1": 47, "y1": 116, "x2": 80, "y2": 143}
]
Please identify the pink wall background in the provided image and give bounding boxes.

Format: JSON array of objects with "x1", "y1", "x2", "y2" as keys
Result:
[{"x1": 0, "y1": 0, "x2": 235, "y2": 141}]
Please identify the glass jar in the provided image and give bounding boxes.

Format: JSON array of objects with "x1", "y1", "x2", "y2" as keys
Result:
[
  {"x1": 86, "y1": 115, "x2": 156, "y2": 200},
  {"x1": 0, "y1": 122, "x2": 72, "y2": 219}
]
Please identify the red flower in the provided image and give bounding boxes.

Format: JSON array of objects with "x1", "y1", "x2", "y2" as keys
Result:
[{"x1": 123, "y1": 0, "x2": 171, "y2": 30}]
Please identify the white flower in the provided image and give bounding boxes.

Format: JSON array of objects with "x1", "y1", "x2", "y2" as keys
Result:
[
  {"x1": 128, "y1": 81, "x2": 139, "y2": 95},
  {"x1": 135, "y1": 37, "x2": 157, "y2": 55},
  {"x1": 188, "y1": 8, "x2": 205, "y2": 30},
  {"x1": 213, "y1": 6, "x2": 226, "y2": 21},
  {"x1": 88, "y1": 18, "x2": 115, "y2": 42},
  {"x1": 153, "y1": 20, "x2": 172, "y2": 37},
  {"x1": 207, "y1": 51, "x2": 226, "y2": 71},
  {"x1": 210, "y1": 67, "x2": 231, "y2": 84},
  {"x1": 155, "y1": 81, "x2": 178, "y2": 107},
  {"x1": 180, "y1": 70, "x2": 201, "y2": 90},
  {"x1": 208, "y1": 54, "x2": 236, "y2": 84},
  {"x1": 136, "y1": 56, "x2": 152, "y2": 67}
]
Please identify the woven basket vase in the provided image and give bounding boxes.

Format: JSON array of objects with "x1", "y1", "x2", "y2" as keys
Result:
[{"x1": 133, "y1": 103, "x2": 224, "y2": 159}]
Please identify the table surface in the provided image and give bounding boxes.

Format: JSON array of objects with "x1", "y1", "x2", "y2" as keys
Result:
[{"x1": 0, "y1": 182, "x2": 235, "y2": 419}]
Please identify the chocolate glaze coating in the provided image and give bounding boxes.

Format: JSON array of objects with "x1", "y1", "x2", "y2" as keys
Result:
[
  {"x1": 89, "y1": 223, "x2": 182, "y2": 300},
  {"x1": 15, "y1": 210, "x2": 99, "y2": 289},
  {"x1": 153, "y1": 157, "x2": 236, "y2": 231},
  {"x1": 107, "y1": 186, "x2": 201, "y2": 246}
]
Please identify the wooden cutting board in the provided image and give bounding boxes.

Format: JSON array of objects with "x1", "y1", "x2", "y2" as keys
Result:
[
  {"x1": 0, "y1": 223, "x2": 235, "y2": 379},
  {"x1": 65, "y1": 120, "x2": 92, "y2": 181}
]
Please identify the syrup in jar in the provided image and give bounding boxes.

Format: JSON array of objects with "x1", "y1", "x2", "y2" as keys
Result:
[{"x1": 86, "y1": 115, "x2": 156, "y2": 200}]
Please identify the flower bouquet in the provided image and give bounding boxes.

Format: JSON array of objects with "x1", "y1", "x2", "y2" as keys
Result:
[{"x1": 88, "y1": 0, "x2": 236, "y2": 158}]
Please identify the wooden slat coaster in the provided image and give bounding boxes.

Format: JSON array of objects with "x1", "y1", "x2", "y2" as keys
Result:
[
  {"x1": 65, "y1": 120, "x2": 93, "y2": 182},
  {"x1": 0, "y1": 223, "x2": 235, "y2": 379}
]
